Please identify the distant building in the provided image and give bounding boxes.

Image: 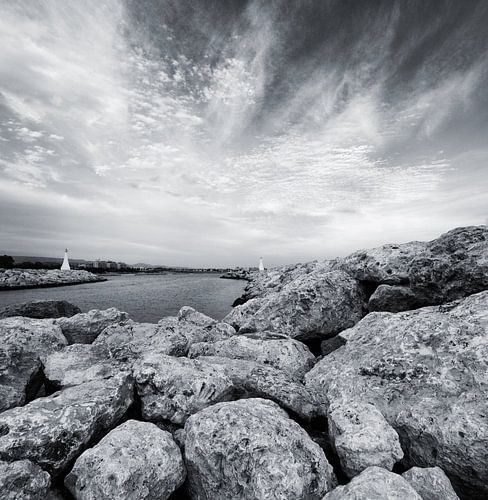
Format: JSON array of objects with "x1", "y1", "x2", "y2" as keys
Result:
[
  {"x1": 259, "y1": 257, "x2": 265, "y2": 272},
  {"x1": 61, "y1": 249, "x2": 70, "y2": 271}
]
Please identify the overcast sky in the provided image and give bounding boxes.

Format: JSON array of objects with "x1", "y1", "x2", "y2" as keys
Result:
[{"x1": 0, "y1": 0, "x2": 487, "y2": 266}]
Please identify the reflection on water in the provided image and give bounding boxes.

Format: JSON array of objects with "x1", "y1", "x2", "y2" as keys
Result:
[{"x1": 0, "y1": 273, "x2": 246, "y2": 323}]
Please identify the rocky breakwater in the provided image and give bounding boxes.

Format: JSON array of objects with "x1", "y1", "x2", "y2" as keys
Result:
[{"x1": 0, "y1": 268, "x2": 106, "y2": 290}]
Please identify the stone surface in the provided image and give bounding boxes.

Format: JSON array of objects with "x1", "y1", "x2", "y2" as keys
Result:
[
  {"x1": 198, "y1": 356, "x2": 324, "y2": 421},
  {"x1": 0, "y1": 374, "x2": 133, "y2": 476},
  {"x1": 0, "y1": 317, "x2": 67, "y2": 412},
  {"x1": 0, "y1": 269, "x2": 103, "y2": 290},
  {"x1": 368, "y1": 285, "x2": 420, "y2": 313},
  {"x1": 189, "y1": 332, "x2": 315, "y2": 379},
  {"x1": 65, "y1": 420, "x2": 186, "y2": 500},
  {"x1": 320, "y1": 336, "x2": 346, "y2": 356},
  {"x1": 42, "y1": 343, "x2": 129, "y2": 389},
  {"x1": 328, "y1": 402, "x2": 403, "y2": 478},
  {"x1": 134, "y1": 354, "x2": 234, "y2": 424},
  {"x1": 323, "y1": 466, "x2": 422, "y2": 500},
  {"x1": 184, "y1": 398, "x2": 335, "y2": 500},
  {"x1": 0, "y1": 300, "x2": 81, "y2": 319},
  {"x1": 224, "y1": 270, "x2": 364, "y2": 340},
  {"x1": 94, "y1": 319, "x2": 188, "y2": 361},
  {"x1": 0, "y1": 459, "x2": 51, "y2": 499},
  {"x1": 306, "y1": 291, "x2": 488, "y2": 497},
  {"x1": 56, "y1": 308, "x2": 129, "y2": 344},
  {"x1": 402, "y1": 467, "x2": 459, "y2": 500}
]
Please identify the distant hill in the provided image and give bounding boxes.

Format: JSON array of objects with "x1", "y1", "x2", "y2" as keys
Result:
[{"x1": 131, "y1": 263, "x2": 169, "y2": 269}]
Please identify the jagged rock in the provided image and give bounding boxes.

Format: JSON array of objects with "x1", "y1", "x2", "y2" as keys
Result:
[
  {"x1": 134, "y1": 354, "x2": 234, "y2": 424},
  {"x1": 368, "y1": 285, "x2": 420, "y2": 313},
  {"x1": 94, "y1": 319, "x2": 188, "y2": 361},
  {"x1": 65, "y1": 420, "x2": 186, "y2": 500},
  {"x1": 323, "y1": 466, "x2": 422, "y2": 499},
  {"x1": 305, "y1": 291, "x2": 488, "y2": 498},
  {"x1": 0, "y1": 269, "x2": 103, "y2": 290},
  {"x1": 224, "y1": 270, "x2": 364, "y2": 340},
  {"x1": 0, "y1": 317, "x2": 67, "y2": 412},
  {"x1": 197, "y1": 356, "x2": 323, "y2": 421},
  {"x1": 189, "y1": 333, "x2": 315, "y2": 379},
  {"x1": 42, "y1": 343, "x2": 129, "y2": 389},
  {"x1": 0, "y1": 374, "x2": 133, "y2": 476},
  {"x1": 0, "y1": 459, "x2": 51, "y2": 499},
  {"x1": 402, "y1": 467, "x2": 459, "y2": 500},
  {"x1": 0, "y1": 300, "x2": 81, "y2": 319},
  {"x1": 320, "y1": 336, "x2": 346, "y2": 356},
  {"x1": 56, "y1": 308, "x2": 129, "y2": 344},
  {"x1": 184, "y1": 398, "x2": 335, "y2": 499},
  {"x1": 328, "y1": 402, "x2": 403, "y2": 478}
]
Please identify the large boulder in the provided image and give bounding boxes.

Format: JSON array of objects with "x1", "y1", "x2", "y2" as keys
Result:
[
  {"x1": 42, "y1": 343, "x2": 129, "y2": 390},
  {"x1": 224, "y1": 270, "x2": 364, "y2": 340},
  {"x1": 0, "y1": 317, "x2": 67, "y2": 412},
  {"x1": 323, "y1": 466, "x2": 421, "y2": 500},
  {"x1": 368, "y1": 285, "x2": 420, "y2": 313},
  {"x1": 134, "y1": 354, "x2": 234, "y2": 425},
  {"x1": 328, "y1": 402, "x2": 403, "y2": 478},
  {"x1": 0, "y1": 300, "x2": 81, "y2": 319},
  {"x1": 0, "y1": 374, "x2": 133, "y2": 476},
  {"x1": 402, "y1": 467, "x2": 459, "y2": 500},
  {"x1": 94, "y1": 319, "x2": 187, "y2": 361},
  {"x1": 0, "y1": 459, "x2": 51, "y2": 499},
  {"x1": 197, "y1": 356, "x2": 323, "y2": 421},
  {"x1": 56, "y1": 308, "x2": 129, "y2": 344},
  {"x1": 305, "y1": 291, "x2": 488, "y2": 498},
  {"x1": 65, "y1": 420, "x2": 186, "y2": 500},
  {"x1": 189, "y1": 332, "x2": 315, "y2": 379},
  {"x1": 184, "y1": 398, "x2": 335, "y2": 499}
]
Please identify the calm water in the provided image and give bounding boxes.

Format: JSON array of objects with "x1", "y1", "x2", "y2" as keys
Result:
[{"x1": 0, "y1": 273, "x2": 246, "y2": 322}]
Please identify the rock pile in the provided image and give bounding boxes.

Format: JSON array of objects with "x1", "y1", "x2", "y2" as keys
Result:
[
  {"x1": 0, "y1": 225, "x2": 486, "y2": 498},
  {"x1": 0, "y1": 269, "x2": 105, "y2": 290}
]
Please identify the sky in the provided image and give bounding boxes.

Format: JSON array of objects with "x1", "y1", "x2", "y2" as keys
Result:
[{"x1": 0, "y1": 0, "x2": 487, "y2": 267}]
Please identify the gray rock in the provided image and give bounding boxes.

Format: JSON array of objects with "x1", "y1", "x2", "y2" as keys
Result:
[
  {"x1": 0, "y1": 269, "x2": 103, "y2": 290},
  {"x1": 368, "y1": 285, "x2": 420, "y2": 313},
  {"x1": 0, "y1": 317, "x2": 67, "y2": 412},
  {"x1": 306, "y1": 291, "x2": 488, "y2": 498},
  {"x1": 189, "y1": 333, "x2": 315, "y2": 379},
  {"x1": 328, "y1": 402, "x2": 403, "y2": 478},
  {"x1": 320, "y1": 336, "x2": 346, "y2": 356},
  {"x1": 0, "y1": 459, "x2": 51, "y2": 499},
  {"x1": 94, "y1": 319, "x2": 187, "y2": 361},
  {"x1": 56, "y1": 308, "x2": 129, "y2": 344},
  {"x1": 184, "y1": 398, "x2": 335, "y2": 500},
  {"x1": 323, "y1": 466, "x2": 422, "y2": 500},
  {"x1": 65, "y1": 420, "x2": 186, "y2": 500},
  {"x1": 224, "y1": 270, "x2": 364, "y2": 341},
  {"x1": 198, "y1": 356, "x2": 324, "y2": 421},
  {"x1": 0, "y1": 374, "x2": 133, "y2": 476},
  {"x1": 134, "y1": 354, "x2": 234, "y2": 424},
  {"x1": 42, "y1": 343, "x2": 129, "y2": 389},
  {"x1": 0, "y1": 300, "x2": 81, "y2": 319},
  {"x1": 402, "y1": 467, "x2": 459, "y2": 500}
]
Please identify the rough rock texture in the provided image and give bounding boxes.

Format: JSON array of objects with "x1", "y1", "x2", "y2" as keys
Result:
[
  {"x1": 224, "y1": 270, "x2": 365, "y2": 340},
  {"x1": 198, "y1": 356, "x2": 323, "y2": 421},
  {"x1": 189, "y1": 332, "x2": 315, "y2": 379},
  {"x1": 0, "y1": 300, "x2": 81, "y2": 319},
  {"x1": 56, "y1": 308, "x2": 129, "y2": 344},
  {"x1": 0, "y1": 374, "x2": 133, "y2": 476},
  {"x1": 328, "y1": 402, "x2": 403, "y2": 478},
  {"x1": 368, "y1": 285, "x2": 420, "y2": 313},
  {"x1": 402, "y1": 467, "x2": 459, "y2": 500},
  {"x1": 134, "y1": 354, "x2": 234, "y2": 424},
  {"x1": 0, "y1": 317, "x2": 67, "y2": 412},
  {"x1": 0, "y1": 459, "x2": 51, "y2": 499},
  {"x1": 0, "y1": 269, "x2": 103, "y2": 290},
  {"x1": 323, "y1": 466, "x2": 422, "y2": 500},
  {"x1": 65, "y1": 420, "x2": 186, "y2": 500},
  {"x1": 184, "y1": 398, "x2": 335, "y2": 500},
  {"x1": 320, "y1": 336, "x2": 346, "y2": 356},
  {"x1": 94, "y1": 319, "x2": 187, "y2": 361},
  {"x1": 305, "y1": 291, "x2": 488, "y2": 498},
  {"x1": 42, "y1": 343, "x2": 128, "y2": 389}
]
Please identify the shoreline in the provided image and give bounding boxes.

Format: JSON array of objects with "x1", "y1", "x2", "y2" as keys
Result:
[{"x1": 0, "y1": 277, "x2": 107, "y2": 292}]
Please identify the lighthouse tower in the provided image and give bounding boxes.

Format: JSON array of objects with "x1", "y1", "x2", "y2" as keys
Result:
[
  {"x1": 61, "y1": 249, "x2": 71, "y2": 271},
  {"x1": 258, "y1": 257, "x2": 265, "y2": 272}
]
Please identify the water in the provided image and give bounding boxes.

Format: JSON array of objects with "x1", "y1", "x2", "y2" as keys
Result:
[{"x1": 0, "y1": 273, "x2": 246, "y2": 323}]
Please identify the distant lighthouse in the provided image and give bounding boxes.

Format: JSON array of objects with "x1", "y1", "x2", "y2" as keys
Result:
[
  {"x1": 258, "y1": 257, "x2": 265, "y2": 272},
  {"x1": 61, "y1": 249, "x2": 71, "y2": 271}
]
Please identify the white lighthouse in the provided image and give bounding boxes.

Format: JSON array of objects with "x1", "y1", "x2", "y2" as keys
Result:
[
  {"x1": 258, "y1": 257, "x2": 265, "y2": 272},
  {"x1": 61, "y1": 248, "x2": 71, "y2": 271}
]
